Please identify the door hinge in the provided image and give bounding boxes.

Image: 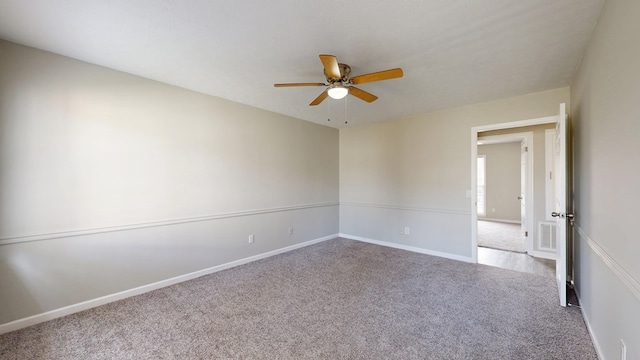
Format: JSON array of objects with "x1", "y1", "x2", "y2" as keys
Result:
[
  {"x1": 524, "y1": 231, "x2": 528, "y2": 237},
  {"x1": 525, "y1": 146, "x2": 528, "y2": 152}
]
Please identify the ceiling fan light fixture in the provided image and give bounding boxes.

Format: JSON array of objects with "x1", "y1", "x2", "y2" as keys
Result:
[{"x1": 327, "y1": 85, "x2": 349, "y2": 99}]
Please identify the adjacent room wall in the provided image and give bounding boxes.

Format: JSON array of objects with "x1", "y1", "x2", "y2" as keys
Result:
[
  {"x1": 570, "y1": 0, "x2": 640, "y2": 358},
  {"x1": 339, "y1": 87, "x2": 569, "y2": 260},
  {"x1": 477, "y1": 142, "x2": 521, "y2": 222},
  {"x1": 0, "y1": 40, "x2": 339, "y2": 327}
]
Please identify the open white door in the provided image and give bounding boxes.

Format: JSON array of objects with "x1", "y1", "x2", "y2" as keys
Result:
[
  {"x1": 552, "y1": 103, "x2": 569, "y2": 307},
  {"x1": 520, "y1": 141, "x2": 527, "y2": 252}
]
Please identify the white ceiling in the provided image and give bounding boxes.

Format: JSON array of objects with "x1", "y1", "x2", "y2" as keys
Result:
[{"x1": 0, "y1": 0, "x2": 604, "y2": 128}]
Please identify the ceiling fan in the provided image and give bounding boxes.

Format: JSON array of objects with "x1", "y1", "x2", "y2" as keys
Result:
[{"x1": 274, "y1": 54, "x2": 403, "y2": 106}]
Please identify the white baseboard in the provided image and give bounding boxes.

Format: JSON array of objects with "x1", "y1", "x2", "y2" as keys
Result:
[
  {"x1": 339, "y1": 233, "x2": 473, "y2": 263},
  {"x1": 478, "y1": 218, "x2": 521, "y2": 224},
  {"x1": 0, "y1": 234, "x2": 338, "y2": 335},
  {"x1": 574, "y1": 288, "x2": 605, "y2": 360}
]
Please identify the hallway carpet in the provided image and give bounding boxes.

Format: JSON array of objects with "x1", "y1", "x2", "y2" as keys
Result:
[{"x1": 478, "y1": 220, "x2": 525, "y2": 253}]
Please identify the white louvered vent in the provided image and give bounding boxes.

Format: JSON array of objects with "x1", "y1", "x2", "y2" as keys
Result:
[{"x1": 538, "y1": 221, "x2": 557, "y2": 251}]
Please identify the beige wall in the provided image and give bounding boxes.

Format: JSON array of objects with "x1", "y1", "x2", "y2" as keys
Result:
[
  {"x1": 570, "y1": 0, "x2": 640, "y2": 358},
  {"x1": 477, "y1": 142, "x2": 521, "y2": 222},
  {"x1": 0, "y1": 40, "x2": 339, "y2": 325},
  {"x1": 340, "y1": 87, "x2": 569, "y2": 259}
]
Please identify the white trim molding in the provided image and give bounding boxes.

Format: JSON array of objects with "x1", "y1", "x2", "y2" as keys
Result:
[
  {"x1": 0, "y1": 234, "x2": 338, "y2": 335},
  {"x1": 340, "y1": 202, "x2": 470, "y2": 216},
  {"x1": 576, "y1": 224, "x2": 640, "y2": 301},
  {"x1": 475, "y1": 116, "x2": 558, "y2": 132},
  {"x1": 339, "y1": 233, "x2": 474, "y2": 264},
  {"x1": 0, "y1": 202, "x2": 339, "y2": 246}
]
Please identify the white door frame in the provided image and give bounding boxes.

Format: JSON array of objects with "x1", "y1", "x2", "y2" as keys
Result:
[
  {"x1": 470, "y1": 115, "x2": 557, "y2": 263},
  {"x1": 477, "y1": 132, "x2": 534, "y2": 253}
]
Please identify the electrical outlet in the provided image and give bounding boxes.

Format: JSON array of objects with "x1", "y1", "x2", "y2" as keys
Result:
[
  {"x1": 288, "y1": 227, "x2": 294, "y2": 235},
  {"x1": 404, "y1": 227, "x2": 410, "y2": 235},
  {"x1": 248, "y1": 235, "x2": 254, "y2": 244},
  {"x1": 621, "y1": 339, "x2": 626, "y2": 360}
]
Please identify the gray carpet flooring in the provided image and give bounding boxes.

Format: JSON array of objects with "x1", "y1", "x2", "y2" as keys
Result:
[
  {"x1": 478, "y1": 220, "x2": 525, "y2": 253},
  {"x1": 0, "y1": 238, "x2": 596, "y2": 359}
]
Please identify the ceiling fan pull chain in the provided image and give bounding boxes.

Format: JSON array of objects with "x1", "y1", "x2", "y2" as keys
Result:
[{"x1": 344, "y1": 96, "x2": 348, "y2": 124}]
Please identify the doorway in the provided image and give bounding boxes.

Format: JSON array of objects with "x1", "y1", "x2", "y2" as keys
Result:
[
  {"x1": 471, "y1": 104, "x2": 569, "y2": 306},
  {"x1": 476, "y1": 132, "x2": 533, "y2": 254},
  {"x1": 471, "y1": 117, "x2": 559, "y2": 262}
]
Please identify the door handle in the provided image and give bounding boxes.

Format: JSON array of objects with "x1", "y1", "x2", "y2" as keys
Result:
[
  {"x1": 552, "y1": 212, "x2": 576, "y2": 225},
  {"x1": 517, "y1": 196, "x2": 523, "y2": 200},
  {"x1": 551, "y1": 212, "x2": 574, "y2": 218},
  {"x1": 567, "y1": 213, "x2": 575, "y2": 226}
]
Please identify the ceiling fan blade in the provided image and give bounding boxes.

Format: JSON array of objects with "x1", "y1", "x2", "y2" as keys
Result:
[
  {"x1": 319, "y1": 54, "x2": 341, "y2": 80},
  {"x1": 274, "y1": 82, "x2": 326, "y2": 87},
  {"x1": 350, "y1": 68, "x2": 403, "y2": 85},
  {"x1": 348, "y1": 86, "x2": 378, "y2": 103},
  {"x1": 309, "y1": 90, "x2": 329, "y2": 106}
]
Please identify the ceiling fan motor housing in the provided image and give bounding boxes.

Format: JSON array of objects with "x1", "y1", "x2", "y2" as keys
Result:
[{"x1": 325, "y1": 63, "x2": 351, "y2": 83}]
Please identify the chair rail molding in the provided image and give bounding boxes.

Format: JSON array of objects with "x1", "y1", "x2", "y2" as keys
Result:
[{"x1": 0, "y1": 202, "x2": 339, "y2": 246}]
